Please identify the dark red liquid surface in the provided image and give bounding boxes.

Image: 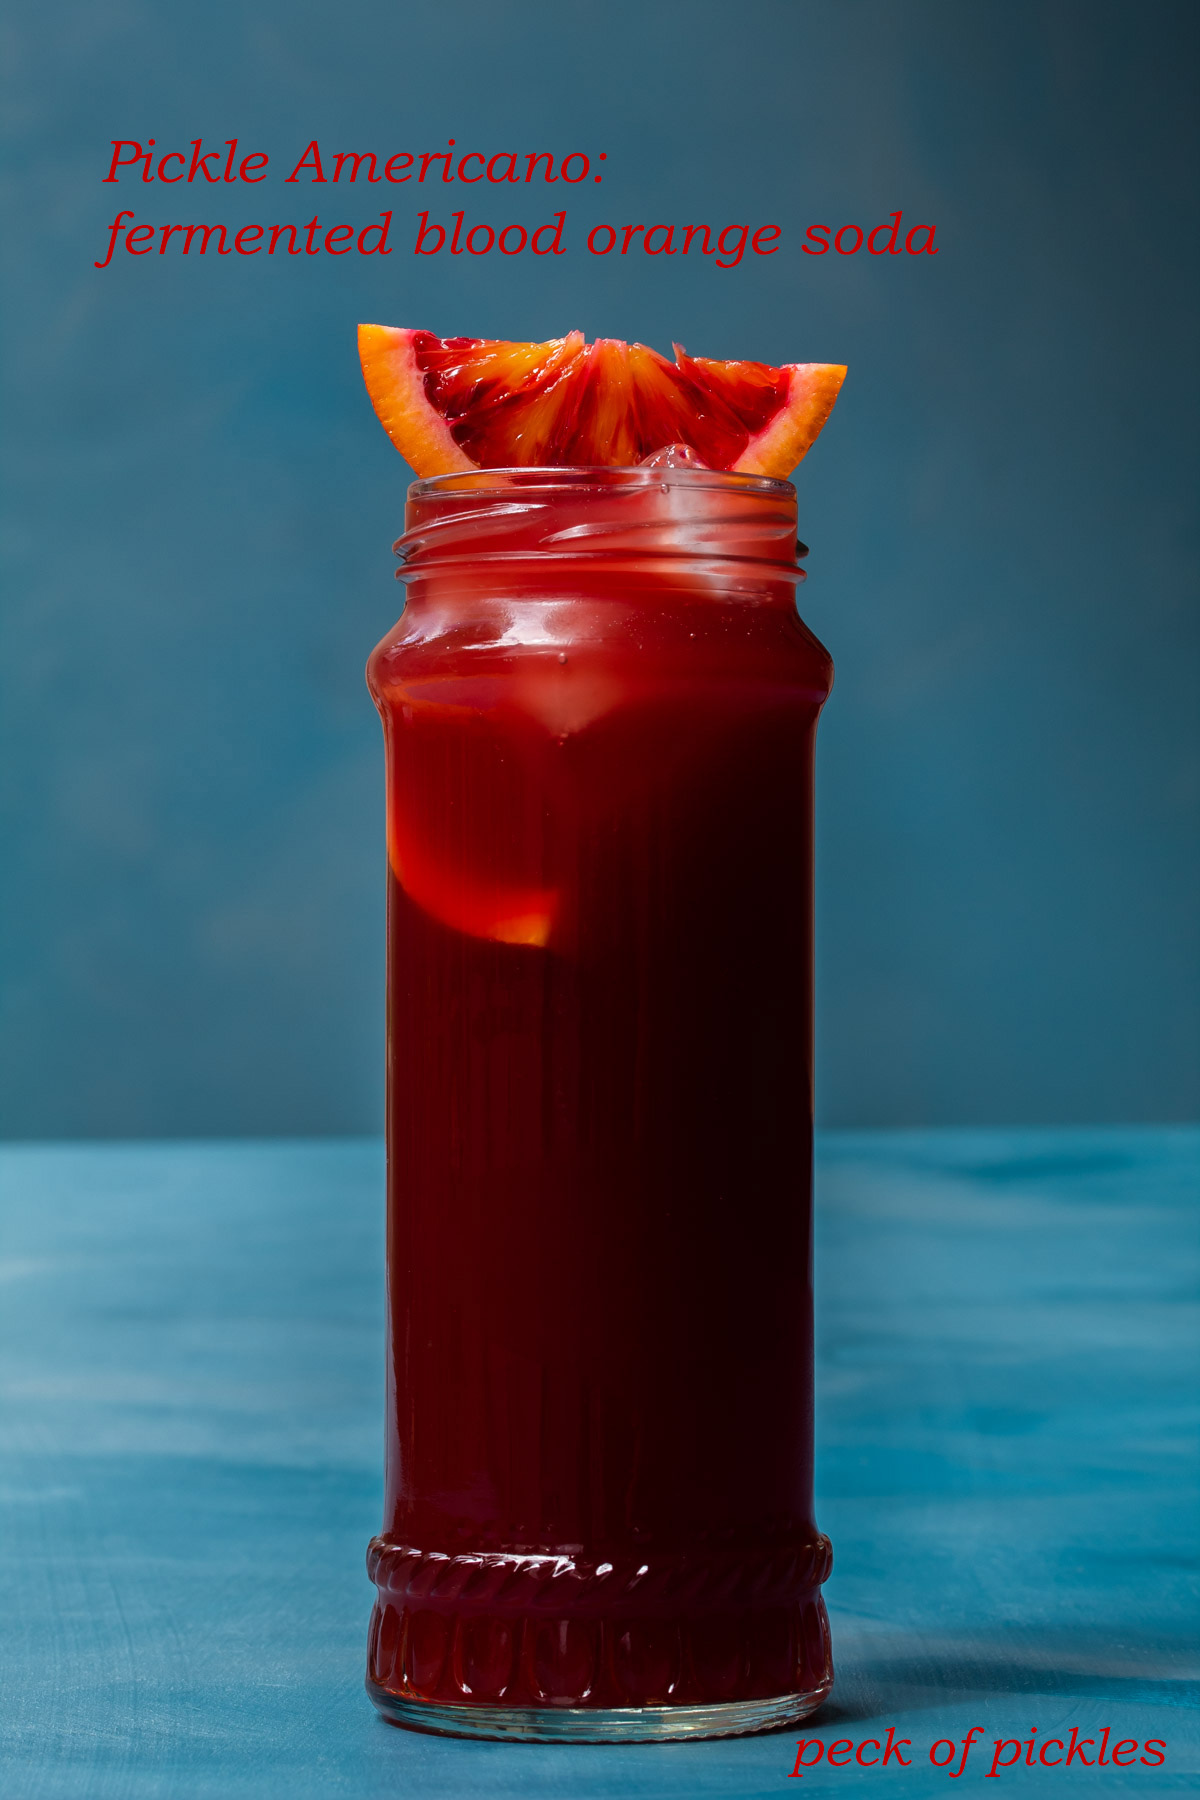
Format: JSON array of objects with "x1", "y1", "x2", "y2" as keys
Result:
[{"x1": 366, "y1": 487, "x2": 833, "y2": 1711}]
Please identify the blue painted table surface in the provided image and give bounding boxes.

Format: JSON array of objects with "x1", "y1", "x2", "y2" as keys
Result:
[{"x1": 1, "y1": 1131, "x2": 1196, "y2": 1796}]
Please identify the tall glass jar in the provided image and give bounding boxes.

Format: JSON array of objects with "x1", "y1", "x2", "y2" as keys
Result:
[{"x1": 365, "y1": 466, "x2": 834, "y2": 1742}]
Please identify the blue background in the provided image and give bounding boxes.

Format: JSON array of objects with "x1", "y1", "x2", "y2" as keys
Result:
[{"x1": 2, "y1": 0, "x2": 1196, "y2": 1137}]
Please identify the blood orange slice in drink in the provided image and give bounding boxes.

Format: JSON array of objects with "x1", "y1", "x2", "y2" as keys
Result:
[{"x1": 358, "y1": 327, "x2": 846, "y2": 477}]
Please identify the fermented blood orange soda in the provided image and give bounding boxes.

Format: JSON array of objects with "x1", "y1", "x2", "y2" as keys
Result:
[{"x1": 359, "y1": 331, "x2": 845, "y2": 1741}]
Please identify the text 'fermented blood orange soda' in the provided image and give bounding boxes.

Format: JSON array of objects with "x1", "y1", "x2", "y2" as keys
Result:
[{"x1": 359, "y1": 330, "x2": 846, "y2": 1741}]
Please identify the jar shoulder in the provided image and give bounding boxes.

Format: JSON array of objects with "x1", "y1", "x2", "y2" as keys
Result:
[{"x1": 367, "y1": 594, "x2": 832, "y2": 704}]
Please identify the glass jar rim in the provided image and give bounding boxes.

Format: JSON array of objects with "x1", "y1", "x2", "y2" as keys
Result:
[{"x1": 408, "y1": 465, "x2": 796, "y2": 502}]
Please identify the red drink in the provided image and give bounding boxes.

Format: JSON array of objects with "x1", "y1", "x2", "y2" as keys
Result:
[{"x1": 365, "y1": 467, "x2": 834, "y2": 1740}]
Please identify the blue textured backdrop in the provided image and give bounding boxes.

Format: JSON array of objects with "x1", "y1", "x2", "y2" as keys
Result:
[{"x1": 1, "y1": 0, "x2": 1196, "y2": 1135}]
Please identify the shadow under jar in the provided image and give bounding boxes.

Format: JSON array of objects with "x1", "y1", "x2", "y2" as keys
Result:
[{"x1": 365, "y1": 466, "x2": 834, "y2": 1742}]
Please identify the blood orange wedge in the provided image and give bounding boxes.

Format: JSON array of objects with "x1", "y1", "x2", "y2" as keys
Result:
[{"x1": 358, "y1": 326, "x2": 846, "y2": 478}]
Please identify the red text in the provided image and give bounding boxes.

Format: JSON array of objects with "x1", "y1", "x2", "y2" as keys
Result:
[
  {"x1": 93, "y1": 210, "x2": 394, "y2": 267},
  {"x1": 803, "y1": 210, "x2": 938, "y2": 255}
]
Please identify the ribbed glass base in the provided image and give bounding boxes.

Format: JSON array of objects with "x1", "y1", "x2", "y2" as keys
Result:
[{"x1": 366, "y1": 1677, "x2": 832, "y2": 1742}]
